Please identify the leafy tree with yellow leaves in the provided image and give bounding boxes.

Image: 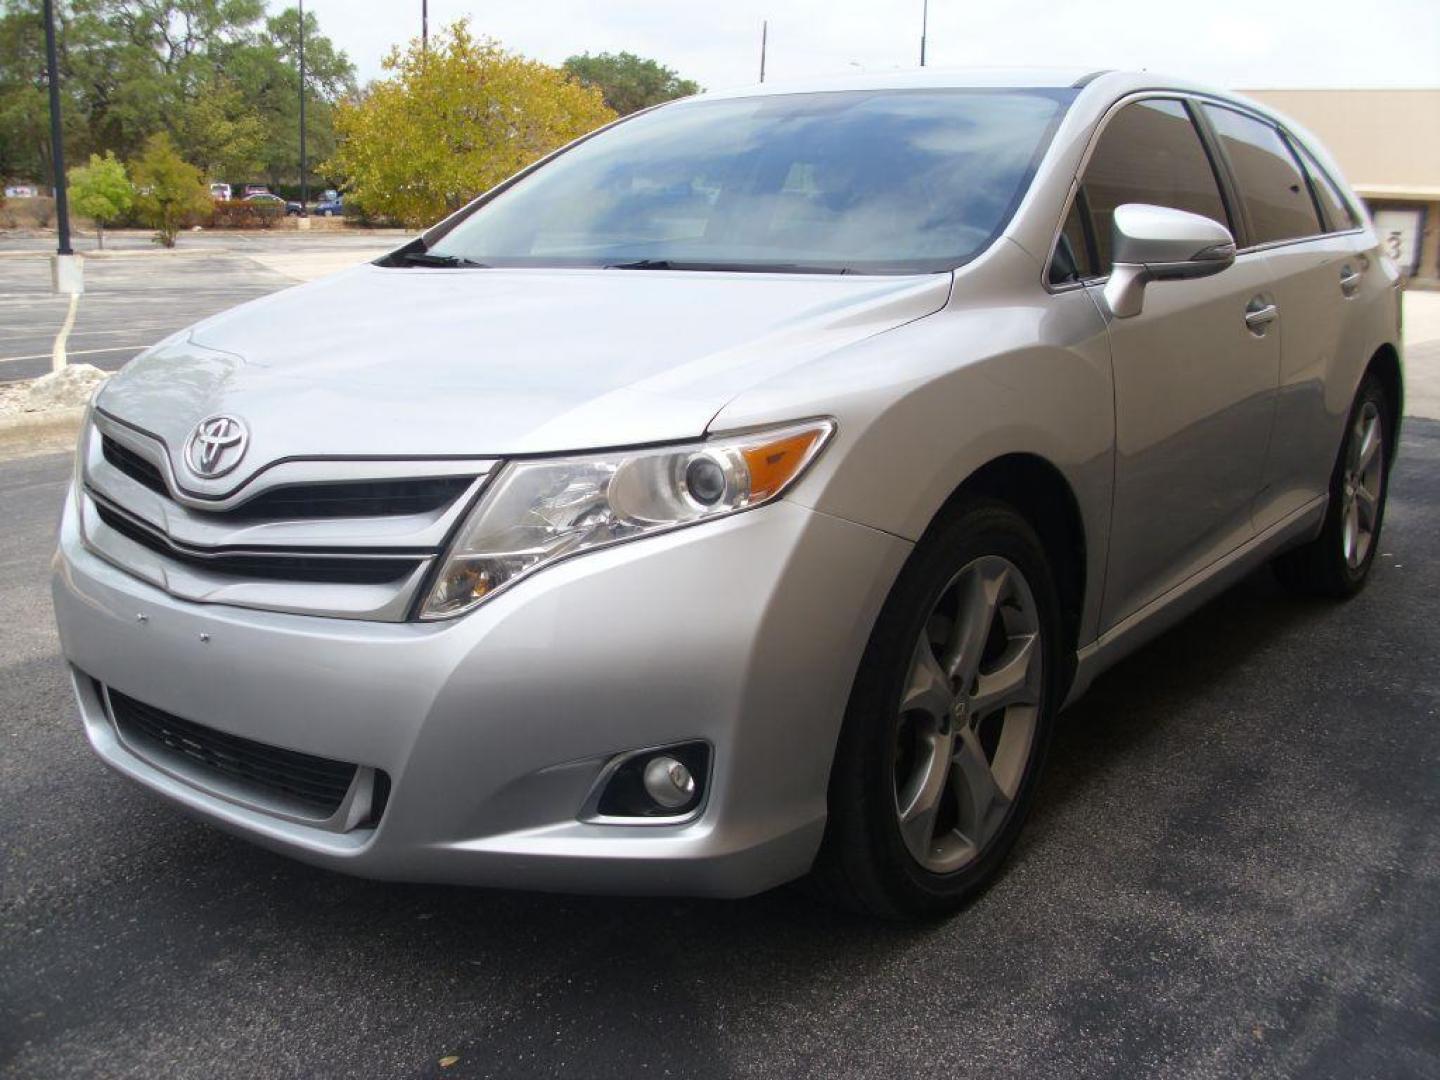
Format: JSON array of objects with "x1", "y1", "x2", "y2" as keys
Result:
[{"x1": 326, "y1": 21, "x2": 615, "y2": 228}]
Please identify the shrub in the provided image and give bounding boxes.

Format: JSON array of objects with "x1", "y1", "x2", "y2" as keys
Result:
[
  {"x1": 208, "y1": 199, "x2": 284, "y2": 228},
  {"x1": 0, "y1": 195, "x2": 56, "y2": 230},
  {"x1": 131, "y1": 134, "x2": 211, "y2": 247}
]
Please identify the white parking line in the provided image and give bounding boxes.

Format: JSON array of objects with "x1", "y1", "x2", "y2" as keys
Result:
[
  {"x1": 51, "y1": 293, "x2": 80, "y2": 372},
  {"x1": 1, "y1": 343, "x2": 148, "y2": 364}
]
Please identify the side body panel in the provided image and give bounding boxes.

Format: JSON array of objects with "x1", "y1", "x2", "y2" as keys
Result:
[
  {"x1": 1096, "y1": 251, "x2": 1281, "y2": 629},
  {"x1": 1254, "y1": 234, "x2": 1366, "y2": 528},
  {"x1": 1256, "y1": 230, "x2": 1402, "y2": 532},
  {"x1": 712, "y1": 240, "x2": 1117, "y2": 651}
]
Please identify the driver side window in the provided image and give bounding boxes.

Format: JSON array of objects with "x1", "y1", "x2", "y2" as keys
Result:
[{"x1": 1071, "y1": 99, "x2": 1233, "y2": 275}]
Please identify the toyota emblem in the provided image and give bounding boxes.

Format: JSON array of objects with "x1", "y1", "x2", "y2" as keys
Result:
[{"x1": 185, "y1": 415, "x2": 249, "y2": 479}]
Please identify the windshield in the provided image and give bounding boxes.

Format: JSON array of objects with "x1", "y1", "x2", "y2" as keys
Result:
[{"x1": 425, "y1": 88, "x2": 1076, "y2": 274}]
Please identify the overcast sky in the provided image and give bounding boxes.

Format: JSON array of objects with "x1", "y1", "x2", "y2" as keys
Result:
[{"x1": 293, "y1": 0, "x2": 1440, "y2": 93}]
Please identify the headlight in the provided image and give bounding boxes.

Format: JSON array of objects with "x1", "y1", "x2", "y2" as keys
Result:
[{"x1": 419, "y1": 419, "x2": 835, "y2": 619}]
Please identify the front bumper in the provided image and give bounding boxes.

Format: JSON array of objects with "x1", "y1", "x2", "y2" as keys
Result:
[{"x1": 53, "y1": 487, "x2": 910, "y2": 897}]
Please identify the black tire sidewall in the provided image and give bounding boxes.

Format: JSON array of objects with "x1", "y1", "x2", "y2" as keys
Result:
[
  {"x1": 829, "y1": 499, "x2": 1064, "y2": 916},
  {"x1": 1330, "y1": 376, "x2": 1392, "y2": 592}
]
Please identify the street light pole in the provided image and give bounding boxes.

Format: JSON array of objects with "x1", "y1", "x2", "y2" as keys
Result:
[
  {"x1": 920, "y1": 0, "x2": 928, "y2": 67},
  {"x1": 298, "y1": 0, "x2": 307, "y2": 212},
  {"x1": 422, "y1": 0, "x2": 428, "y2": 53},
  {"x1": 759, "y1": 20, "x2": 767, "y2": 83},
  {"x1": 42, "y1": 0, "x2": 72, "y2": 256}
]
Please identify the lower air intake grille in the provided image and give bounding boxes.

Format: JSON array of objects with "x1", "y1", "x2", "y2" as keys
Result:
[{"x1": 106, "y1": 687, "x2": 362, "y2": 815}]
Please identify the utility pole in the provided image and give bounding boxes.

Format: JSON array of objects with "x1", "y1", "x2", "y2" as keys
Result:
[
  {"x1": 920, "y1": 0, "x2": 928, "y2": 67},
  {"x1": 422, "y1": 0, "x2": 428, "y2": 53},
  {"x1": 298, "y1": 0, "x2": 307, "y2": 212},
  {"x1": 43, "y1": 0, "x2": 81, "y2": 306},
  {"x1": 759, "y1": 20, "x2": 767, "y2": 83},
  {"x1": 42, "y1": 0, "x2": 72, "y2": 256}
]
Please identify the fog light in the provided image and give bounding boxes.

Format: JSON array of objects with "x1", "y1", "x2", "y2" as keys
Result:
[
  {"x1": 590, "y1": 741, "x2": 710, "y2": 820},
  {"x1": 642, "y1": 755, "x2": 696, "y2": 810}
]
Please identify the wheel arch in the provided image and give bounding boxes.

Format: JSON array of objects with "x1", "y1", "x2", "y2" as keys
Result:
[
  {"x1": 1364, "y1": 343, "x2": 1403, "y2": 460},
  {"x1": 929, "y1": 452, "x2": 1088, "y2": 689}
]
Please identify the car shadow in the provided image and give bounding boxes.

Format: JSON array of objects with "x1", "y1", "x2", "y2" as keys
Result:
[{"x1": 1033, "y1": 564, "x2": 1337, "y2": 828}]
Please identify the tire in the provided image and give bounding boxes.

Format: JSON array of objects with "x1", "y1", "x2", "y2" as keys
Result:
[
  {"x1": 1273, "y1": 373, "x2": 1392, "y2": 598},
  {"x1": 811, "y1": 499, "x2": 1063, "y2": 919}
]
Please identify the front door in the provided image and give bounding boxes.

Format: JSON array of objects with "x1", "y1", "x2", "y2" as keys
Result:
[
  {"x1": 1069, "y1": 97, "x2": 1282, "y2": 629},
  {"x1": 1099, "y1": 252, "x2": 1281, "y2": 626}
]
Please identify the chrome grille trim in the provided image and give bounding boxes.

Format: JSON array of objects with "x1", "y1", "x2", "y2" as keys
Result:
[
  {"x1": 90, "y1": 495, "x2": 425, "y2": 584},
  {"x1": 80, "y1": 492, "x2": 434, "y2": 621},
  {"x1": 91, "y1": 410, "x2": 495, "y2": 514},
  {"x1": 79, "y1": 415, "x2": 496, "y2": 622}
]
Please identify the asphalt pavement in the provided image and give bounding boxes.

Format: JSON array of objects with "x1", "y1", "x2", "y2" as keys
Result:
[
  {"x1": 2, "y1": 419, "x2": 1437, "y2": 1078},
  {"x1": 0, "y1": 233, "x2": 400, "y2": 383}
]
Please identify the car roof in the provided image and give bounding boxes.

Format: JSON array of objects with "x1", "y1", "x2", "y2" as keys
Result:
[
  {"x1": 692, "y1": 68, "x2": 1276, "y2": 109},
  {"x1": 699, "y1": 67, "x2": 1104, "y2": 101}
]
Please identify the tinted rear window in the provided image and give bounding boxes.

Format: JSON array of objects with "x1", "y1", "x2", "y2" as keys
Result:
[
  {"x1": 1203, "y1": 105, "x2": 1321, "y2": 245},
  {"x1": 1292, "y1": 140, "x2": 1359, "y2": 233},
  {"x1": 428, "y1": 89, "x2": 1077, "y2": 274}
]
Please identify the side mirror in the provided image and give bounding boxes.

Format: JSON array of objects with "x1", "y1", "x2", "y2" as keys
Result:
[{"x1": 1102, "y1": 203, "x2": 1236, "y2": 318}]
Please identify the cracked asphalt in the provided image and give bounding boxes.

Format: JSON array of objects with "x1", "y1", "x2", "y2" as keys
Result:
[{"x1": 1, "y1": 416, "x2": 1436, "y2": 1078}]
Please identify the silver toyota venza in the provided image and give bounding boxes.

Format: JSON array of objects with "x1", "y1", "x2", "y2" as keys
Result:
[{"x1": 53, "y1": 70, "x2": 1402, "y2": 917}]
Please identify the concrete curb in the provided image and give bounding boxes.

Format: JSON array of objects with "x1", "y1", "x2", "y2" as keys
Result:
[
  {"x1": 0, "y1": 407, "x2": 85, "y2": 458},
  {"x1": 0, "y1": 248, "x2": 210, "y2": 260}
]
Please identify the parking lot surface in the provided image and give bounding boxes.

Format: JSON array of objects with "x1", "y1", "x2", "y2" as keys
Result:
[
  {"x1": 0, "y1": 233, "x2": 396, "y2": 383},
  {"x1": 2, "y1": 413, "x2": 1437, "y2": 1077}
]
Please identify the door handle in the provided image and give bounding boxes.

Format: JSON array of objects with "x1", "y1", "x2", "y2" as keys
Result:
[
  {"x1": 1244, "y1": 300, "x2": 1279, "y2": 333},
  {"x1": 1340, "y1": 265, "x2": 1362, "y2": 296}
]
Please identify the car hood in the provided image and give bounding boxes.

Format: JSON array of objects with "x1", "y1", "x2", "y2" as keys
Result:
[{"x1": 97, "y1": 263, "x2": 950, "y2": 493}]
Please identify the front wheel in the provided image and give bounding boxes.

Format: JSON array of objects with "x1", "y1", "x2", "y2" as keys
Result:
[
  {"x1": 811, "y1": 500, "x2": 1062, "y2": 918},
  {"x1": 1273, "y1": 374, "x2": 1392, "y2": 598}
]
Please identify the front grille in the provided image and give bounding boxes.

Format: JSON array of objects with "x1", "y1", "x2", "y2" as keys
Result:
[
  {"x1": 94, "y1": 501, "x2": 421, "y2": 585},
  {"x1": 102, "y1": 435, "x2": 167, "y2": 496},
  {"x1": 220, "y1": 475, "x2": 474, "y2": 520},
  {"x1": 106, "y1": 687, "x2": 362, "y2": 815},
  {"x1": 102, "y1": 434, "x2": 474, "y2": 521},
  {"x1": 86, "y1": 417, "x2": 494, "y2": 621}
]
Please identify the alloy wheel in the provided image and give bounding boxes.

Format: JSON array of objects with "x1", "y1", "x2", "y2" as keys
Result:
[
  {"x1": 892, "y1": 555, "x2": 1043, "y2": 874},
  {"x1": 1341, "y1": 400, "x2": 1384, "y2": 570}
]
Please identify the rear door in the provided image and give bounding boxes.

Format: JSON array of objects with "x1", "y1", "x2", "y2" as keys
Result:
[
  {"x1": 1199, "y1": 102, "x2": 1371, "y2": 529},
  {"x1": 1071, "y1": 98, "x2": 1282, "y2": 630}
]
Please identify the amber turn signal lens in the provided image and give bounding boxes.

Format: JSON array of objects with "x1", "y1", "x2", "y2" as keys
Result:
[{"x1": 739, "y1": 427, "x2": 828, "y2": 501}]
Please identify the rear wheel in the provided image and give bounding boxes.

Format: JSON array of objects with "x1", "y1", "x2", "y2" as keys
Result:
[
  {"x1": 812, "y1": 500, "x2": 1061, "y2": 918},
  {"x1": 1274, "y1": 374, "x2": 1391, "y2": 598}
]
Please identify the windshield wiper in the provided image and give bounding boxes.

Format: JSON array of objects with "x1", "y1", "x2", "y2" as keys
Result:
[
  {"x1": 605, "y1": 259, "x2": 850, "y2": 274},
  {"x1": 399, "y1": 250, "x2": 488, "y2": 268}
]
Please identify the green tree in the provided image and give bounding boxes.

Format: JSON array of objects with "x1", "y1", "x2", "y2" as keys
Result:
[
  {"x1": 130, "y1": 131, "x2": 207, "y2": 246},
  {"x1": 561, "y1": 51, "x2": 699, "y2": 116},
  {"x1": 0, "y1": 0, "x2": 86, "y2": 184},
  {"x1": 0, "y1": 0, "x2": 353, "y2": 189},
  {"x1": 326, "y1": 21, "x2": 615, "y2": 228},
  {"x1": 172, "y1": 72, "x2": 265, "y2": 179},
  {"x1": 68, "y1": 149, "x2": 133, "y2": 247},
  {"x1": 226, "y1": 6, "x2": 355, "y2": 188}
]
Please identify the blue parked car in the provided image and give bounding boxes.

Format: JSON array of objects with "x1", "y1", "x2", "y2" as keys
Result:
[{"x1": 314, "y1": 192, "x2": 344, "y2": 217}]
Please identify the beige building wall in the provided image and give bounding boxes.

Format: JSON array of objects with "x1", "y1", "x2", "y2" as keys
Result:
[
  {"x1": 1240, "y1": 89, "x2": 1440, "y2": 283},
  {"x1": 1240, "y1": 89, "x2": 1440, "y2": 193}
]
